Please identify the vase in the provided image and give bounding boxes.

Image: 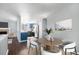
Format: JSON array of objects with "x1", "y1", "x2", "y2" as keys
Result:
[
  {"x1": 46, "y1": 35, "x2": 54, "y2": 41},
  {"x1": 51, "y1": 36, "x2": 54, "y2": 41},
  {"x1": 46, "y1": 35, "x2": 51, "y2": 41}
]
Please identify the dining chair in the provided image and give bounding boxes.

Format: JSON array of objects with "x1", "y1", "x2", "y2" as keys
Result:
[
  {"x1": 27, "y1": 37, "x2": 40, "y2": 55},
  {"x1": 63, "y1": 42, "x2": 77, "y2": 55}
]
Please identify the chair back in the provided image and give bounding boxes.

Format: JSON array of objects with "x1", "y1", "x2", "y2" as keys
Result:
[
  {"x1": 64, "y1": 42, "x2": 76, "y2": 49},
  {"x1": 28, "y1": 37, "x2": 38, "y2": 48},
  {"x1": 28, "y1": 37, "x2": 37, "y2": 42},
  {"x1": 64, "y1": 42, "x2": 76, "y2": 52}
]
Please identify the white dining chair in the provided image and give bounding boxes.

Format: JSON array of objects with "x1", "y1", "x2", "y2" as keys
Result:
[
  {"x1": 27, "y1": 37, "x2": 37, "y2": 48},
  {"x1": 63, "y1": 42, "x2": 77, "y2": 55},
  {"x1": 27, "y1": 37, "x2": 39, "y2": 55}
]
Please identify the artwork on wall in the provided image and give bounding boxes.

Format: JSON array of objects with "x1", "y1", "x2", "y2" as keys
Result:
[
  {"x1": 54, "y1": 19, "x2": 72, "y2": 31},
  {"x1": 0, "y1": 22, "x2": 8, "y2": 28}
]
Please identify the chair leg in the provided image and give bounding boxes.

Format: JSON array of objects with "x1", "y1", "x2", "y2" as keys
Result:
[
  {"x1": 39, "y1": 45, "x2": 41, "y2": 55},
  {"x1": 65, "y1": 49, "x2": 67, "y2": 55},
  {"x1": 36, "y1": 46, "x2": 38, "y2": 55},
  {"x1": 28, "y1": 44, "x2": 31, "y2": 55},
  {"x1": 28, "y1": 47, "x2": 30, "y2": 54},
  {"x1": 74, "y1": 47, "x2": 77, "y2": 55}
]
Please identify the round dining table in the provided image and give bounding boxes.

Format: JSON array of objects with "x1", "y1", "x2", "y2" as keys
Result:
[
  {"x1": 37, "y1": 37, "x2": 63, "y2": 54},
  {"x1": 38, "y1": 37, "x2": 63, "y2": 47}
]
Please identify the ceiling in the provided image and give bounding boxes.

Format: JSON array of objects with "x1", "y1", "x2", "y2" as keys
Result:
[{"x1": 0, "y1": 3, "x2": 77, "y2": 21}]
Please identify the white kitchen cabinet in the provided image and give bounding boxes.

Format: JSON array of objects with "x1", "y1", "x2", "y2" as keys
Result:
[{"x1": 0, "y1": 35, "x2": 8, "y2": 55}]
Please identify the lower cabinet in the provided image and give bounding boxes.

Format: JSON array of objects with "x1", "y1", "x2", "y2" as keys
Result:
[
  {"x1": 0, "y1": 35, "x2": 8, "y2": 55},
  {"x1": 21, "y1": 32, "x2": 28, "y2": 42}
]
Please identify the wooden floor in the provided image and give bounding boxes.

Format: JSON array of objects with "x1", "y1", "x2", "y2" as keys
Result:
[
  {"x1": 8, "y1": 38, "x2": 39, "y2": 55},
  {"x1": 8, "y1": 38, "x2": 27, "y2": 55},
  {"x1": 8, "y1": 38, "x2": 77, "y2": 55}
]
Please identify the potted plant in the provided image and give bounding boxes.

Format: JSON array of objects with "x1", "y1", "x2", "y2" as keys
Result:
[
  {"x1": 46, "y1": 28, "x2": 52, "y2": 35},
  {"x1": 45, "y1": 28, "x2": 52, "y2": 40}
]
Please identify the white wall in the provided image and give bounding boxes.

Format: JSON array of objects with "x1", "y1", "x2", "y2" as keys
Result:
[
  {"x1": 47, "y1": 4, "x2": 79, "y2": 51},
  {"x1": 17, "y1": 16, "x2": 21, "y2": 42}
]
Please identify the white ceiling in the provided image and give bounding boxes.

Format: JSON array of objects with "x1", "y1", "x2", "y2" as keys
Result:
[{"x1": 0, "y1": 3, "x2": 77, "y2": 21}]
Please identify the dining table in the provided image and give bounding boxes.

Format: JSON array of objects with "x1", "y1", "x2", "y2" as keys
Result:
[
  {"x1": 38, "y1": 37, "x2": 63, "y2": 46},
  {"x1": 37, "y1": 37, "x2": 63, "y2": 53}
]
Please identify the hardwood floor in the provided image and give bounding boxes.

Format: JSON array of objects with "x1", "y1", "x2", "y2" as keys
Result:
[
  {"x1": 8, "y1": 38, "x2": 27, "y2": 55},
  {"x1": 8, "y1": 38, "x2": 38, "y2": 55},
  {"x1": 8, "y1": 38, "x2": 77, "y2": 55}
]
